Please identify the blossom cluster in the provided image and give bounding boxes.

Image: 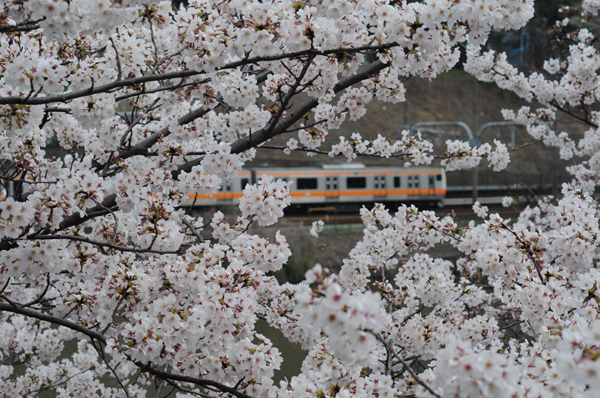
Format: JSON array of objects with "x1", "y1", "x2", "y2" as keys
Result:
[
  {"x1": 329, "y1": 131, "x2": 434, "y2": 163},
  {"x1": 297, "y1": 266, "x2": 384, "y2": 365},
  {"x1": 5, "y1": 1, "x2": 600, "y2": 398},
  {"x1": 239, "y1": 175, "x2": 292, "y2": 226}
]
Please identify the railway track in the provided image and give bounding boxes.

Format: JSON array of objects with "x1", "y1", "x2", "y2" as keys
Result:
[{"x1": 279, "y1": 203, "x2": 527, "y2": 225}]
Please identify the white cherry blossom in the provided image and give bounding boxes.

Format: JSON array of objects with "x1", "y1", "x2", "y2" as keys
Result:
[{"x1": 3, "y1": 1, "x2": 600, "y2": 397}]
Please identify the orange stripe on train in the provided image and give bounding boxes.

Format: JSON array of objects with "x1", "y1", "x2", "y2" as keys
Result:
[{"x1": 187, "y1": 189, "x2": 446, "y2": 201}]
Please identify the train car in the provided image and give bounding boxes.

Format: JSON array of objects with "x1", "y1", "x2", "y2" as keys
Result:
[{"x1": 180, "y1": 163, "x2": 447, "y2": 211}]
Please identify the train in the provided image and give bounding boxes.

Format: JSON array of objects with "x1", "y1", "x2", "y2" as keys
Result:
[{"x1": 181, "y1": 163, "x2": 447, "y2": 212}]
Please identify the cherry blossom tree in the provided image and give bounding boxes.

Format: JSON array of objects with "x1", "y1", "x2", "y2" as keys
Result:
[{"x1": 2, "y1": 0, "x2": 600, "y2": 397}]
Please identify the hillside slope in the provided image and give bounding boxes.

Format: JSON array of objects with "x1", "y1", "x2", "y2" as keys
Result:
[{"x1": 252, "y1": 71, "x2": 581, "y2": 194}]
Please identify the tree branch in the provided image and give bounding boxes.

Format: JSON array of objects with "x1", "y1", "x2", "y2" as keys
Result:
[
  {"x1": 0, "y1": 17, "x2": 46, "y2": 33},
  {"x1": 0, "y1": 43, "x2": 395, "y2": 106},
  {"x1": 0, "y1": 302, "x2": 254, "y2": 398},
  {"x1": 114, "y1": 70, "x2": 272, "y2": 163},
  {"x1": 27, "y1": 234, "x2": 180, "y2": 255},
  {"x1": 0, "y1": 302, "x2": 108, "y2": 343},
  {"x1": 262, "y1": 55, "x2": 315, "y2": 141},
  {"x1": 228, "y1": 60, "x2": 387, "y2": 155},
  {"x1": 133, "y1": 361, "x2": 254, "y2": 398}
]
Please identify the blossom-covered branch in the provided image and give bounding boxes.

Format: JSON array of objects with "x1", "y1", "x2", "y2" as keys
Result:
[{"x1": 4, "y1": 0, "x2": 600, "y2": 397}]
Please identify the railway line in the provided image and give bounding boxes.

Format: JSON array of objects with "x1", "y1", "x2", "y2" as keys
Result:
[{"x1": 277, "y1": 203, "x2": 527, "y2": 226}]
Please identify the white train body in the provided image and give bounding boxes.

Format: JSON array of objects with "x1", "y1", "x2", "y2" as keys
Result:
[{"x1": 180, "y1": 163, "x2": 447, "y2": 209}]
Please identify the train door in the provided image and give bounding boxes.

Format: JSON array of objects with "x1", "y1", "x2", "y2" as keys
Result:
[
  {"x1": 374, "y1": 176, "x2": 387, "y2": 197},
  {"x1": 428, "y1": 175, "x2": 435, "y2": 195},
  {"x1": 219, "y1": 181, "x2": 234, "y2": 200},
  {"x1": 408, "y1": 175, "x2": 420, "y2": 197},
  {"x1": 325, "y1": 176, "x2": 339, "y2": 198}
]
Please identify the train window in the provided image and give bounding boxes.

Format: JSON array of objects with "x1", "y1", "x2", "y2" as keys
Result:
[
  {"x1": 347, "y1": 177, "x2": 366, "y2": 189},
  {"x1": 241, "y1": 178, "x2": 249, "y2": 189},
  {"x1": 297, "y1": 178, "x2": 318, "y2": 190},
  {"x1": 436, "y1": 174, "x2": 442, "y2": 181},
  {"x1": 408, "y1": 176, "x2": 413, "y2": 188},
  {"x1": 394, "y1": 176, "x2": 401, "y2": 188},
  {"x1": 414, "y1": 176, "x2": 420, "y2": 188}
]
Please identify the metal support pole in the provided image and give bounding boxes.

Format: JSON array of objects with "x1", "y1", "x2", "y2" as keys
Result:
[
  {"x1": 472, "y1": 81, "x2": 479, "y2": 204},
  {"x1": 553, "y1": 113, "x2": 559, "y2": 197},
  {"x1": 409, "y1": 121, "x2": 474, "y2": 142},
  {"x1": 403, "y1": 101, "x2": 409, "y2": 131},
  {"x1": 510, "y1": 126, "x2": 515, "y2": 149},
  {"x1": 519, "y1": 28, "x2": 524, "y2": 70}
]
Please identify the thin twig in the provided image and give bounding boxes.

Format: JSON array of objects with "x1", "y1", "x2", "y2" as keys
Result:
[
  {"x1": 110, "y1": 38, "x2": 123, "y2": 81},
  {"x1": 371, "y1": 332, "x2": 442, "y2": 398},
  {"x1": 22, "y1": 273, "x2": 52, "y2": 308},
  {"x1": 91, "y1": 340, "x2": 131, "y2": 398},
  {"x1": 499, "y1": 319, "x2": 526, "y2": 331},
  {"x1": 181, "y1": 218, "x2": 204, "y2": 243},
  {"x1": 115, "y1": 78, "x2": 209, "y2": 102}
]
